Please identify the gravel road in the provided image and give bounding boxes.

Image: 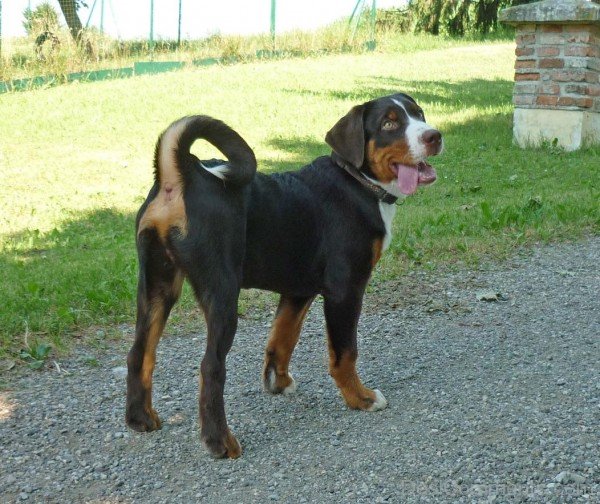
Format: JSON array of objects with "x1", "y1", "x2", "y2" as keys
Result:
[{"x1": 1, "y1": 238, "x2": 599, "y2": 503}]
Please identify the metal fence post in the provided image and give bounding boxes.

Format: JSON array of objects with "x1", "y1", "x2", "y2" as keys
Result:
[
  {"x1": 86, "y1": 0, "x2": 98, "y2": 29},
  {"x1": 178, "y1": 0, "x2": 182, "y2": 47},
  {"x1": 149, "y1": 0, "x2": 155, "y2": 56},
  {"x1": 350, "y1": 0, "x2": 377, "y2": 49},
  {"x1": 368, "y1": 0, "x2": 377, "y2": 50},
  {"x1": 270, "y1": 0, "x2": 276, "y2": 51},
  {"x1": 349, "y1": 0, "x2": 364, "y2": 43},
  {"x1": 100, "y1": 0, "x2": 105, "y2": 33},
  {"x1": 350, "y1": 0, "x2": 363, "y2": 24}
]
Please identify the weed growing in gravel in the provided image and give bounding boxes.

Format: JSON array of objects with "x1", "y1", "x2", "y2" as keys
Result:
[{"x1": 19, "y1": 332, "x2": 52, "y2": 370}]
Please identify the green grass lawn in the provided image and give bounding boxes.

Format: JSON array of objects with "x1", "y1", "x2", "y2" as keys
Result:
[{"x1": 1, "y1": 39, "x2": 598, "y2": 358}]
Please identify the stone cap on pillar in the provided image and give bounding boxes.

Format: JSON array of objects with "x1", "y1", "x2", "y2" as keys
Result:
[{"x1": 500, "y1": 0, "x2": 600, "y2": 25}]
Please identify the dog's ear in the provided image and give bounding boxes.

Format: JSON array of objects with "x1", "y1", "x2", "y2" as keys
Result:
[{"x1": 325, "y1": 105, "x2": 365, "y2": 168}]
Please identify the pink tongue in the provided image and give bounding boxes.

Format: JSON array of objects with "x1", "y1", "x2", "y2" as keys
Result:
[{"x1": 396, "y1": 164, "x2": 419, "y2": 195}]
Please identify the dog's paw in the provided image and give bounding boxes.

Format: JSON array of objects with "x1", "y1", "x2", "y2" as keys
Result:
[
  {"x1": 263, "y1": 368, "x2": 297, "y2": 395},
  {"x1": 280, "y1": 372, "x2": 297, "y2": 395},
  {"x1": 202, "y1": 429, "x2": 242, "y2": 459},
  {"x1": 126, "y1": 406, "x2": 162, "y2": 432},
  {"x1": 341, "y1": 387, "x2": 388, "y2": 412},
  {"x1": 366, "y1": 389, "x2": 388, "y2": 412}
]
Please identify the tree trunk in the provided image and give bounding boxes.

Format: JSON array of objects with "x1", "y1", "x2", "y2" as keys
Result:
[{"x1": 57, "y1": 0, "x2": 83, "y2": 41}]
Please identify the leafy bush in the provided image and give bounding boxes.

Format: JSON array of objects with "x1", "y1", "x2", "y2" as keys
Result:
[
  {"x1": 23, "y1": 2, "x2": 60, "y2": 37},
  {"x1": 409, "y1": 0, "x2": 535, "y2": 36},
  {"x1": 376, "y1": 8, "x2": 413, "y2": 33}
]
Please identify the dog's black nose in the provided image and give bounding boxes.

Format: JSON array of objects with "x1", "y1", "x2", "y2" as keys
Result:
[{"x1": 422, "y1": 129, "x2": 442, "y2": 145}]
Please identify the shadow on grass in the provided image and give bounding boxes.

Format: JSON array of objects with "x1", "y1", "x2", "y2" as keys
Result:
[
  {"x1": 265, "y1": 77, "x2": 514, "y2": 175},
  {"x1": 8, "y1": 77, "x2": 594, "y2": 352},
  {"x1": 259, "y1": 136, "x2": 330, "y2": 174},
  {"x1": 283, "y1": 77, "x2": 513, "y2": 112},
  {"x1": 0, "y1": 208, "x2": 138, "y2": 350},
  {"x1": 0, "y1": 204, "x2": 277, "y2": 354}
]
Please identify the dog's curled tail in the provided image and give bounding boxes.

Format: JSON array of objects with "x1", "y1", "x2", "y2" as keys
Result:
[{"x1": 154, "y1": 115, "x2": 257, "y2": 188}]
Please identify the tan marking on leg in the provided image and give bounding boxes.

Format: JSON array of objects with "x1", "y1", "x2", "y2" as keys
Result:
[
  {"x1": 223, "y1": 430, "x2": 242, "y2": 459},
  {"x1": 139, "y1": 271, "x2": 184, "y2": 395},
  {"x1": 140, "y1": 304, "x2": 171, "y2": 430},
  {"x1": 372, "y1": 238, "x2": 383, "y2": 268},
  {"x1": 263, "y1": 298, "x2": 312, "y2": 393},
  {"x1": 140, "y1": 304, "x2": 166, "y2": 408},
  {"x1": 328, "y1": 346, "x2": 380, "y2": 410}
]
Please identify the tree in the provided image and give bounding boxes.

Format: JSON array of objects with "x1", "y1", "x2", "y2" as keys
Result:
[
  {"x1": 410, "y1": 0, "x2": 536, "y2": 36},
  {"x1": 56, "y1": 0, "x2": 87, "y2": 42},
  {"x1": 23, "y1": 3, "x2": 62, "y2": 61},
  {"x1": 23, "y1": 2, "x2": 60, "y2": 36}
]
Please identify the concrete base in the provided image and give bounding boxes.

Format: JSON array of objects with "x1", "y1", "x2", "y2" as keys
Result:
[{"x1": 513, "y1": 108, "x2": 600, "y2": 151}]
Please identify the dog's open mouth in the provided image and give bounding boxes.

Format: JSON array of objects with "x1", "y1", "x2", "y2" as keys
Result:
[{"x1": 391, "y1": 162, "x2": 437, "y2": 196}]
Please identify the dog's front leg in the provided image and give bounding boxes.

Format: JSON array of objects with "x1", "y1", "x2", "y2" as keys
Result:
[
  {"x1": 263, "y1": 295, "x2": 315, "y2": 394},
  {"x1": 323, "y1": 292, "x2": 388, "y2": 412},
  {"x1": 198, "y1": 292, "x2": 242, "y2": 459}
]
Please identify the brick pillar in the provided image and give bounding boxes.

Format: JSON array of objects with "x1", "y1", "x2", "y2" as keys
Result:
[{"x1": 500, "y1": 0, "x2": 600, "y2": 150}]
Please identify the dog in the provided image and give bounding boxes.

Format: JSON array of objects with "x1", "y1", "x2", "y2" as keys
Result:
[{"x1": 126, "y1": 93, "x2": 443, "y2": 458}]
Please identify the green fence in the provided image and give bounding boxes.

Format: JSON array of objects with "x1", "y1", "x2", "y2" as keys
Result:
[
  {"x1": 0, "y1": 0, "x2": 380, "y2": 93},
  {"x1": 1, "y1": 1, "x2": 379, "y2": 55}
]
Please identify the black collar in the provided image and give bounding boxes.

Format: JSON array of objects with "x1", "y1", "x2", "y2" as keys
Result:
[{"x1": 332, "y1": 155, "x2": 398, "y2": 205}]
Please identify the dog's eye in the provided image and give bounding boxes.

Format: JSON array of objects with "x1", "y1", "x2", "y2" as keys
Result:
[{"x1": 382, "y1": 120, "x2": 398, "y2": 131}]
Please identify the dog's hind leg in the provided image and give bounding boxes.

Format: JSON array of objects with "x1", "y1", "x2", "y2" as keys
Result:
[
  {"x1": 186, "y1": 269, "x2": 242, "y2": 459},
  {"x1": 263, "y1": 295, "x2": 314, "y2": 395},
  {"x1": 323, "y1": 293, "x2": 388, "y2": 412},
  {"x1": 126, "y1": 229, "x2": 184, "y2": 432}
]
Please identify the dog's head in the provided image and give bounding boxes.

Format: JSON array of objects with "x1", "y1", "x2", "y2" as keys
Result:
[{"x1": 325, "y1": 93, "x2": 443, "y2": 196}]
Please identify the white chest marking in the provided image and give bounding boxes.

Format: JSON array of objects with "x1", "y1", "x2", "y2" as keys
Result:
[
  {"x1": 378, "y1": 201, "x2": 397, "y2": 251},
  {"x1": 364, "y1": 175, "x2": 402, "y2": 251}
]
